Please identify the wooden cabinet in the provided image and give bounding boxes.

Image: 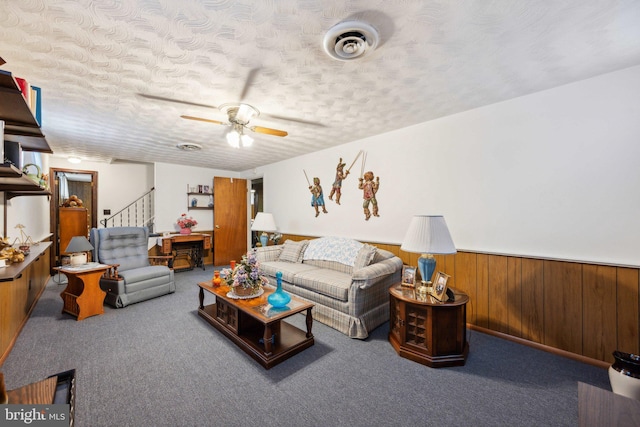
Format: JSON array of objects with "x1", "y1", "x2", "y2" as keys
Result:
[
  {"x1": 389, "y1": 284, "x2": 469, "y2": 367},
  {"x1": 58, "y1": 207, "x2": 88, "y2": 255},
  {"x1": 0, "y1": 243, "x2": 51, "y2": 365}
]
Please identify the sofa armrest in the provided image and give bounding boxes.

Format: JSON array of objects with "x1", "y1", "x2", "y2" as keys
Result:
[
  {"x1": 352, "y1": 256, "x2": 403, "y2": 289},
  {"x1": 255, "y1": 245, "x2": 283, "y2": 263}
]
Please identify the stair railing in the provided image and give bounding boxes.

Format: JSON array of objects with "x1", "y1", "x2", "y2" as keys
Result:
[{"x1": 100, "y1": 187, "x2": 155, "y2": 231}]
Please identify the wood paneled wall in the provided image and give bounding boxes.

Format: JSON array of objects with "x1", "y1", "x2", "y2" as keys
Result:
[{"x1": 279, "y1": 234, "x2": 639, "y2": 366}]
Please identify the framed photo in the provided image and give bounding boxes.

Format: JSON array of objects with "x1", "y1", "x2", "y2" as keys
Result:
[
  {"x1": 203, "y1": 185, "x2": 210, "y2": 194},
  {"x1": 431, "y1": 271, "x2": 450, "y2": 301},
  {"x1": 401, "y1": 265, "x2": 417, "y2": 287}
]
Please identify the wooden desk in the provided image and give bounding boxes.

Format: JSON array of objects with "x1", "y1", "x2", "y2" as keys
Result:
[
  {"x1": 55, "y1": 263, "x2": 110, "y2": 320},
  {"x1": 389, "y1": 283, "x2": 469, "y2": 367},
  {"x1": 159, "y1": 233, "x2": 211, "y2": 271}
]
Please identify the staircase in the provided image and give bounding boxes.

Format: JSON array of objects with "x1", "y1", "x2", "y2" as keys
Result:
[{"x1": 101, "y1": 187, "x2": 155, "y2": 232}]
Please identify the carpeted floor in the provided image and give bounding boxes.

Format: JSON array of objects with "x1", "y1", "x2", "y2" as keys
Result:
[{"x1": 1, "y1": 267, "x2": 611, "y2": 426}]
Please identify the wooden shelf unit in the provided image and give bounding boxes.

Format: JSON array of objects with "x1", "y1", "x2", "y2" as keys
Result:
[
  {"x1": 0, "y1": 69, "x2": 51, "y2": 153},
  {"x1": 0, "y1": 69, "x2": 52, "y2": 196},
  {"x1": 187, "y1": 191, "x2": 213, "y2": 210}
]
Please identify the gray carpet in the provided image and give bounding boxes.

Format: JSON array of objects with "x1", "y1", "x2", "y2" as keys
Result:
[{"x1": 1, "y1": 268, "x2": 610, "y2": 426}]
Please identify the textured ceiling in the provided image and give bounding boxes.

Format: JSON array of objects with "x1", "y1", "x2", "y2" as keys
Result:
[{"x1": 1, "y1": 0, "x2": 640, "y2": 171}]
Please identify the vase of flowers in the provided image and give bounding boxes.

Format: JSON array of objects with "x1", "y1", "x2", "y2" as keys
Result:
[
  {"x1": 221, "y1": 249, "x2": 267, "y2": 297},
  {"x1": 177, "y1": 213, "x2": 197, "y2": 234}
]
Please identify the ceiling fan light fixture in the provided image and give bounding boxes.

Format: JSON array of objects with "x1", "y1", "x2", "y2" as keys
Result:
[
  {"x1": 241, "y1": 133, "x2": 253, "y2": 147},
  {"x1": 226, "y1": 131, "x2": 240, "y2": 148},
  {"x1": 323, "y1": 21, "x2": 379, "y2": 61}
]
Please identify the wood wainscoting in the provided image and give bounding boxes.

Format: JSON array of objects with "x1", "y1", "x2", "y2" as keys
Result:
[{"x1": 276, "y1": 234, "x2": 639, "y2": 367}]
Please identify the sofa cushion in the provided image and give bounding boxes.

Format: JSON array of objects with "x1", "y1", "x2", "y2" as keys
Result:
[
  {"x1": 353, "y1": 244, "x2": 377, "y2": 270},
  {"x1": 302, "y1": 236, "x2": 363, "y2": 267},
  {"x1": 292, "y1": 268, "x2": 352, "y2": 301},
  {"x1": 302, "y1": 259, "x2": 353, "y2": 275},
  {"x1": 260, "y1": 261, "x2": 319, "y2": 283},
  {"x1": 278, "y1": 240, "x2": 308, "y2": 263}
]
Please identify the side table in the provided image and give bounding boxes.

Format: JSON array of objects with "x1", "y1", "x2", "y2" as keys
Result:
[
  {"x1": 55, "y1": 263, "x2": 111, "y2": 320},
  {"x1": 389, "y1": 283, "x2": 469, "y2": 367}
]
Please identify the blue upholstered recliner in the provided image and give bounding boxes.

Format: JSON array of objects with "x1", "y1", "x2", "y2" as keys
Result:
[{"x1": 90, "y1": 227, "x2": 175, "y2": 308}]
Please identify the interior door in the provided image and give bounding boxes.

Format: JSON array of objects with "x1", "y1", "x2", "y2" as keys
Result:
[
  {"x1": 49, "y1": 168, "x2": 98, "y2": 274},
  {"x1": 213, "y1": 177, "x2": 247, "y2": 265}
]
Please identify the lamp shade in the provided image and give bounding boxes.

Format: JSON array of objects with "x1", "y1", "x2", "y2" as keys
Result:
[
  {"x1": 251, "y1": 212, "x2": 277, "y2": 232},
  {"x1": 64, "y1": 235, "x2": 94, "y2": 253},
  {"x1": 400, "y1": 215, "x2": 456, "y2": 255}
]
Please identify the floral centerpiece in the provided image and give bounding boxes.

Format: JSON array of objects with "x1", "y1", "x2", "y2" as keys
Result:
[
  {"x1": 177, "y1": 213, "x2": 197, "y2": 234},
  {"x1": 221, "y1": 249, "x2": 268, "y2": 297}
]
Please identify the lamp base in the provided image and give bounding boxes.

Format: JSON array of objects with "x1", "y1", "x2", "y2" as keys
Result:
[
  {"x1": 69, "y1": 252, "x2": 87, "y2": 265},
  {"x1": 418, "y1": 254, "x2": 436, "y2": 284},
  {"x1": 416, "y1": 281, "x2": 431, "y2": 295},
  {"x1": 260, "y1": 232, "x2": 268, "y2": 247}
]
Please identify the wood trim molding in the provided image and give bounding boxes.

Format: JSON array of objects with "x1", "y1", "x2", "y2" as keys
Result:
[{"x1": 279, "y1": 233, "x2": 639, "y2": 365}]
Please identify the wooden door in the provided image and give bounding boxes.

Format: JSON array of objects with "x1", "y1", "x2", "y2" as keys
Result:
[
  {"x1": 59, "y1": 207, "x2": 88, "y2": 255},
  {"x1": 213, "y1": 177, "x2": 247, "y2": 265}
]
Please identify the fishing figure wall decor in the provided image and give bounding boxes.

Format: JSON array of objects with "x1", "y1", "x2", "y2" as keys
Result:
[
  {"x1": 328, "y1": 151, "x2": 362, "y2": 205},
  {"x1": 356, "y1": 151, "x2": 380, "y2": 221},
  {"x1": 328, "y1": 158, "x2": 348, "y2": 205},
  {"x1": 304, "y1": 170, "x2": 328, "y2": 217},
  {"x1": 359, "y1": 171, "x2": 380, "y2": 220}
]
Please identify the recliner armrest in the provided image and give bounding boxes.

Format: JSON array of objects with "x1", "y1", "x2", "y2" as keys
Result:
[
  {"x1": 100, "y1": 277, "x2": 125, "y2": 295},
  {"x1": 149, "y1": 256, "x2": 173, "y2": 269}
]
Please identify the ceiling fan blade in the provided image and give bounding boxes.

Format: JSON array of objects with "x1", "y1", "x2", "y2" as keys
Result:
[
  {"x1": 262, "y1": 113, "x2": 327, "y2": 127},
  {"x1": 239, "y1": 68, "x2": 259, "y2": 101},
  {"x1": 138, "y1": 93, "x2": 217, "y2": 109},
  {"x1": 180, "y1": 115, "x2": 226, "y2": 125},
  {"x1": 249, "y1": 126, "x2": 288, "y2": 137}
]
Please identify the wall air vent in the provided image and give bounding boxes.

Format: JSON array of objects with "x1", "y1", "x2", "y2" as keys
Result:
[{"x1": 323, "y1": 21, "x2": 379, "y2": 61}]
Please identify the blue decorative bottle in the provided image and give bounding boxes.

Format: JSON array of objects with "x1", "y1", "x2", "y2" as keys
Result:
[{"x1": 268, "y1": 271, "x2": 291, "y2": 308}]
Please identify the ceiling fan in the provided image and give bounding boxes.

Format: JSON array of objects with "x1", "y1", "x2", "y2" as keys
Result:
[{"x1": 180, "y1": 102, "x2": 288, "y2": 148}]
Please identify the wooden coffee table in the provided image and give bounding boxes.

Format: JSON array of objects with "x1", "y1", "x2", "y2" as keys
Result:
[{"x1": 197, "y1": 282, "x2": 314, "y2": 369}]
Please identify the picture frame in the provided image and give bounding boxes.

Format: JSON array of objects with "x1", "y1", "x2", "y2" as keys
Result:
[
  {"x1": 203, "y1": 185, "x2": 210, "y2": 194},
  {"x1": 401, "y1": 265, "x2": 417, "y2": 287},
  {"x1": 431, "y1": 271, "x2": 450, "y2": 301}
]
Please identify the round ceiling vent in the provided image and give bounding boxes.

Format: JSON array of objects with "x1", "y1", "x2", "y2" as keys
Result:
[
  {"x1": 176, "y1": 142, "x2": 202, "y2": 151},
  {"x1": 323, "y1": 21, "x2": 379, "y2": 61}
]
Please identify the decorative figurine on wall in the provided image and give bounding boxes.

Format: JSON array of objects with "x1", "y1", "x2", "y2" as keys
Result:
[
  {"x1": 328, "y1": 158, "x2": 348, "y2": 205},
  {"x1": 328, "y1": 151, "x2": 362, "y2": 205},
  {"x1": 309, "y1": 177, "x2": 328, "y2": 217},
  {"x1": 359, "y1": 171, "x2": 380, "y2": 221}
]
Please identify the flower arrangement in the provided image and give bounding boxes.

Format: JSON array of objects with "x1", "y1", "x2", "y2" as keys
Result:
[
  {"x1": 221, "y1": 249, "x2": 268, "y2": 295},
  {"x1": 176, "y1": 213, "x2": 198, "y2": 229}
]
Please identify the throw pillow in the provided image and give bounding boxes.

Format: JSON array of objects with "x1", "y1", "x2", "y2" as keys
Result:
[
  {"x1": 353, "y1": 244, "x2": 377, "y2": 270},
  {"x1": 278, "y1": 240, "x2": 308, "y2": 263}
]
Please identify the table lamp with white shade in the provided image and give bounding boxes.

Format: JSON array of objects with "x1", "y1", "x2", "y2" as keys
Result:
[
  {"x1": 65, "y1": 236, "x2": 94, "y2": 265},
  {"x1": 400, "y1": 215, "x2": 457, "y2": 295},
  {"x1": 251, "y1": 212, "x2": 277, "y2": 247}
]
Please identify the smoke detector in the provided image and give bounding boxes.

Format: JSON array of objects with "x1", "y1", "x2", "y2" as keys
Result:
[
  {"x1": 176, "y1": 142, "x2": 202, "y2": 151},
  {"x1": 323, "y1": 21, "x2": 379, "y2": 61}
]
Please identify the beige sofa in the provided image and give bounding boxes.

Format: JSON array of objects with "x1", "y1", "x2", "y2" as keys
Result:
[{"x1": 255, "y1": 237, "x2": 402, "y2": 339}]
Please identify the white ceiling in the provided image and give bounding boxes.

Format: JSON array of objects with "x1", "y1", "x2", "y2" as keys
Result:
[{"x1": 1, "y1": 0, "x2": 640, "y2": 172}]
